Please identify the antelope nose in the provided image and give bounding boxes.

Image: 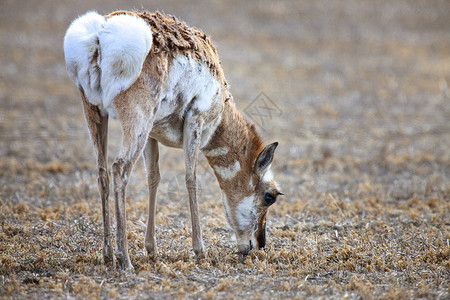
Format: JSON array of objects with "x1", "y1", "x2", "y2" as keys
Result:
[{"x1": 238, "y1": 243, "x2": 250, "y2": 256}]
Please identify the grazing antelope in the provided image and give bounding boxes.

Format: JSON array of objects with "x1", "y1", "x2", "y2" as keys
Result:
[{"x1": 64, "y1": 10, "x2": 282, "y2": 271}]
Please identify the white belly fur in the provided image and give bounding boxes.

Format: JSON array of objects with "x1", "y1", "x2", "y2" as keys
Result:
[
  {"x1": 97, "y1": 56, "x2": 223, "y2": 148},
  {"x1": 149, "y1": 55, "x2": 223, "y2": 148}
]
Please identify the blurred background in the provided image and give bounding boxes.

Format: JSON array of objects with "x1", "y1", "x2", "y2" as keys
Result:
[{"x1": 1, "y1": 0, "x2": 448, "y2": 206}]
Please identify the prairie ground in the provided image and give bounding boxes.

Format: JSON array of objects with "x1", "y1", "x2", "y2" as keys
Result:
[{"x1": 0, "y1": 0, "x2": 449, "y2": 299}]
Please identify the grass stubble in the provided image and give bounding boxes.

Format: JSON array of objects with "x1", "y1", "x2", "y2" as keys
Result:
[{"x1": 0, "y1": 153, "x2": 448, "y2": 299}]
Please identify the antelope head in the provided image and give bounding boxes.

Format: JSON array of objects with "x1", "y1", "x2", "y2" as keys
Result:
[{"x1": 222, "y1": 142, "x2": 282, "y2": 257}]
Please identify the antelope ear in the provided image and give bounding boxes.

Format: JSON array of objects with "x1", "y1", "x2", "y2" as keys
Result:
[{"x1": 254, "y1": 142, "x2": 278, "y2": 177}]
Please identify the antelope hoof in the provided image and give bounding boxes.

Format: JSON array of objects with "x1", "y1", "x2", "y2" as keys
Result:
[
  {"x1": 116, "y1": 252, "x2": 134, "y2": 272},
  {"x1": 124, "y1": 264, "x2": 135, "y2": 273},
  {"x1": 194, "y1": 245, "x2": 206, "y2": 259},
  {"x1": 103, "y1": 246, "x2": 115, "y2": 267},
  {"x1": 145, "y1": 244, "x2": 158, "y2": 261}
]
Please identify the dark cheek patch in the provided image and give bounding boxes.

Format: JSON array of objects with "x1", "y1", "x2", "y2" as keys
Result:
[{"x1": 256, "y1": 221, "x2": 266, "y2": 249}]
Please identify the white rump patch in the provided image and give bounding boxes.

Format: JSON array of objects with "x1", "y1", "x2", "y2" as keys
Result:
[
  {"x1": 213, "y1": 161, "x2": 240, "y2": 180},
  {"x1": 99, "y1": 14, "x2": 152, "y2": 108},
  {"x1": 236, "y1": 195, "x2": 256, "y2": 231},
  {"x1": 64, "y1": 11, "x2": 152, "y2": 112},
  {"x1": 203, "y1": 147, "x2": 229, "y2": 157},
  {"x1": 64, "y1": 11, "x2": 106, "y2": 106}
]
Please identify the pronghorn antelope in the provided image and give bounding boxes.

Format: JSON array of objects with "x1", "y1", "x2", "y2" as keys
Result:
[{"x1": 64, "y1": 10, "x2": 282, "y2": 271}]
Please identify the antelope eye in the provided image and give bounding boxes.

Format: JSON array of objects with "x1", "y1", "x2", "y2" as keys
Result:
[{"x1": 264, "y1": 192, "x2": 276, "y2": 206}]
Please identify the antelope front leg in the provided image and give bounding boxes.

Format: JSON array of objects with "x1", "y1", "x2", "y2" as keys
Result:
[
  {"x1": 112, "y1": 129, "x2": 149, "y2": 271},
  {"x1": 142, "y1": 137, "x2": 160, "y2": 259},
  {"x1": 112, "y1": 158, "x2": 132, "y2": 271},
  {"x1": 184, "y1": 120, "x2": 205, "y2": 257},
  {"x1": 80, "y1": 90, "x2": 114, "y2": 267}
]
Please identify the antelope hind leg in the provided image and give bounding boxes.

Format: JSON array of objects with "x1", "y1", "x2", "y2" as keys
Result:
[{"x1": 80, "y1": 90, "x2": 115, "y2": 267}]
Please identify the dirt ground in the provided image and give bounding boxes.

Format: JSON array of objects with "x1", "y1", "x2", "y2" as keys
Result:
[{"x1": 0, "y1": 0, "x2": 449, "y2": 299}]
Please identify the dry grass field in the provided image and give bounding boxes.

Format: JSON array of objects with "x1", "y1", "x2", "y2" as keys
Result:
[{"x1": 0, "y1": 0, "x2": 449, "y2": 299}]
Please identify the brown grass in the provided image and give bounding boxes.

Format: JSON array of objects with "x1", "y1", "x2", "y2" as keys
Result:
[
  {"x1": 0, "y1": 0, "x2": 449, "y2": 299},
  {"x1": 0, "y1": 152, "x2": 448, "y2": 298}
]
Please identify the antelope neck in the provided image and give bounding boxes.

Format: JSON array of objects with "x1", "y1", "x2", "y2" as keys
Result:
[{"x1": 202, "y1": 101, "x2": 264, "y2": 193}]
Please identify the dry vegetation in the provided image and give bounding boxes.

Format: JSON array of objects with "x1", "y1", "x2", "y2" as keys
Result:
[{"x1": 0, "y1": 0, "x2": 449, "y2": 299}]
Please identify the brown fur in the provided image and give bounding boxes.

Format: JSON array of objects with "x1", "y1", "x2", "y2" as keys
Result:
[
  {"x1": 107, "y1": 10, "x2": 266, "y2": 203},
  {"x1": 107, "y1": 10, "x2": 231, "y2": 103},
  {"x1": 79, "y1": 88, "x2": 114, "y2": 266},
  {"x1": 203, "y1": 100, "x2": 266, "y2": 220},
  {"x1": 71, "y1": 10, "x2": 278, "y2": 269}
]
